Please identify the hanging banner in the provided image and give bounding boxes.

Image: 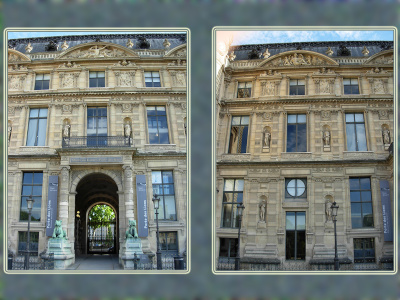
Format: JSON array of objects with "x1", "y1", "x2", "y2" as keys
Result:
[
  {"x1": 46, "y1": 175, "x2": 59, "y2": 236},
  {"x1": 136, "y1": 175, "x2": 149, "y2": 237},
  {"x1": 380, "y1": 180, "x2": 393, "y2": 242}
]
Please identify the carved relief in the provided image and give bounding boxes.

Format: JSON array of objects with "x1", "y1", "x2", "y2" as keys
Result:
[
  {"x1": 8, "y1": 64, "x2": 28, "y2": 71},
  {"x1": 314, "y1": 78, "x2": 335, "y2": 94},
  {"x1": 366, "y1": 67, "x2": 388, "y2": 74},
  {"x1": 321, "y1": 111, "x2": 331, "y2": 121},
  {"x1": 8, "y1": 75, "x2": 26, "y2": 90},
  {"x1": 114, "y1": 60, "x2": 136, "y2": 67},
  {"x1": 369, "y1": 78, "x2": 386, "y2": 94},
  {"x1": 8, "y1": 53, "x2": 22, "y2": 62},
  {"x1": 58, "y1": 61, "x2": 80, "y2": 68},
  {"x1": 122, "y1": 103, "x2": 133, "y2": 113},
  {"x1": 260, "y1": 81, "x2": 278, "y2": 96},
  {"x1": 63, "y1": 44, "x2": 131, "y2": 59},
  {"x1": 62, "y1": 104, "x2": 72, "y2": 114},
  {"x1": 366, "y1": 54, "x2": 393, "y2": 65},
  {"x1": 382, "y1": 125, "x2": 391, "y2": 145},
  {"x1": 267, "y1": 52, "x2": 332, "y2": 67},
  {"x1": 170, "y1": 48, "x2": 186, "y2": 58},
  {"x1": 114, "y1": 71, "x2": 135, "y2": 87},
  {"x1": 263, "y1": 127, "x2": 271, "y2": 148},
  {"x1": 59, "y1": 72, "x2": 80, "y2": 88},
  {"x1": 7, "y1": 121, "x2": 12, "y2": 143},
  {"x1": 170, "y1": 71, "x2": 186, "y2": 87},
  {"x1": 378, "y1": 110, "x2": 389, "y2": 120}
]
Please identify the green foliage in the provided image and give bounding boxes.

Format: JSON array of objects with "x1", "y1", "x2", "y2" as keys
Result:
[{"x1": 88, "y1": 204, "x2": 115, "y2": 223}]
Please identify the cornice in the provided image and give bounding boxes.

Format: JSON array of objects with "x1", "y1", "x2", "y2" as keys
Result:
[{"x1": 7, "y1": 90, "x2": 187, "y2": 99}]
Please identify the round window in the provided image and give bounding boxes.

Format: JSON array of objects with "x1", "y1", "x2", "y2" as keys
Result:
[{"x1": 286, "y1": 179, "x2": 306, "y2": 197}]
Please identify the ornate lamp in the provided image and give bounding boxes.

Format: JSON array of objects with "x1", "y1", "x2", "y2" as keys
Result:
[
  {"x1": 235, "y1": 202, "x2": 245, "y2": 270},
  {"x1": 152, "y1": 194, "x2": 162, "y2": 270},
  {"x1": 25, "y1": 196, "x2": 35, "y2": 270},
  {"x1": 330, "y1": 201, "x2": 339, "y2": 270}
]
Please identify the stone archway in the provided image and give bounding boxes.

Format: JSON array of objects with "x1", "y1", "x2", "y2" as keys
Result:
[{"x1": 73, "y1": 173, "x2": 119, "y2": 255}]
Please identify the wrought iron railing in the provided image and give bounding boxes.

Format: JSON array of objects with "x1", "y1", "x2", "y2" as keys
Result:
[
  {"x1": 125, "y1": 252, "x2": 186, "y2": 270},
  {"x1": 217, "y1": 257, "x2": 393, "y2": 271},
  {"x1": 62, "y1": 136, "x2": 131, "y2": 148},
  {"x1": 9, "y1": 252, "x2": 54, "y2": 270}
]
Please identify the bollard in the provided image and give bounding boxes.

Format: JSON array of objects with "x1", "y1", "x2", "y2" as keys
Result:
[
  {"x1": 8, "y1": 255, "x2": 13, "y2": 270},
  {"x1": 174, "y1": 256, "x2": 184, "y2": 270}
]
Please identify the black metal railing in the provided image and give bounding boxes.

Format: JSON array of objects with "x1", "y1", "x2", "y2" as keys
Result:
[
  {"x1": 126, "y1": 253, "x2": 187, "y2": 270},
  {"x1": 216, "y1": 257, "x2": 394, "y2": 271},
  {"x1": 62, "y1": 136, "x2": 131, "y2": 148},
  {"x1": 9, "y1": 252, "x2": 54, "y2": 270}
]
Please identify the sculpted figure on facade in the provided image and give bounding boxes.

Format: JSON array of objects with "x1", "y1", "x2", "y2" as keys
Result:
[
  {"x1": 124, "y1": 123, "x2": 131, "y2": 138},
  {"x1": 63, "y1": 124, "x2": 71, "y2": 138},
  {"x1": 325, "y1": 200, "x2": 332, "y2": 222},
  {"x1": 116, "y1": 71, "x2": 135, "y2": 87},
  {"x1": 259, "y1": 201, "x2": 266, "y2": 222},
  {"x1": 263, "y1": 130, "x2": 271, "y2": 148},
  {"x1": 176, "y1": 71, "x2": 186, "y2": 86},
  {"x1": 25, "y1": 43, "x2": 33, "y2": 53},
  {"x1": 8, "y1": 75, "x2": 25, "y2": 90},
  {"x1": 382, "y1": 128, "x2": 390, "y2": 145},
  {"x1": 8, "y1": 123, "x2": 12, "y2": 143},
  {"x1": 61, "y1": 40, "x2": 69, "y2": 51},
  {"x1": 323, "y1": 130, "x2": 331, "y2": 146},
  {"x1": 261, "y1": 81, "x2": 276, "y2": 96}
]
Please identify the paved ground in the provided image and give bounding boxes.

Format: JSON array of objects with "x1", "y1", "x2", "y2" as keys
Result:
[{"x1": 66, "y1": 254, "x2": 122, "y2": 270}]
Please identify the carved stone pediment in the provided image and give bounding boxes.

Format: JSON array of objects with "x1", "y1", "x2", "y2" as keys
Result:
[
  {"x1": 164, "y1": 44, "x2": 187, "y2": 59},
  {"x1": 258, "y1": 50, "x2": 338, "y2": 68},
  {"x1": 364, "y1": 50, "x2": 393, "y2": 65},
  {"x1": 8, "y1": 49, "x2": 31, "y2": 63},
  {"x1": 58, "y1": 42, "x2": 139, "y2": 59}
]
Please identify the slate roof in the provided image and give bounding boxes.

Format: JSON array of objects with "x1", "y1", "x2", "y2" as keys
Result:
[
  {"x1": 8, "y1": 33, "x2": 187, "y2": 54},
  {"x1": 230, "y1": 41, "x2": 393, "y2": 60}
]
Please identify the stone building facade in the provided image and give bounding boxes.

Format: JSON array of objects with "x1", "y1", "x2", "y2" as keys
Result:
[
  {"x1": 7, "y1": 33, "x2": 188, "y2": 267},
  {"x1": 215, "y1": 40, "x2": 394, "y2": 270}
]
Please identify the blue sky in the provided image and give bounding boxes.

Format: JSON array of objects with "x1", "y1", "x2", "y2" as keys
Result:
[
  {"x1": 7, "y1": 31, "x2": 184, "y2": 40},
  {"x1": 217, "y1": 30, "x2": 394, "y2": 46}
]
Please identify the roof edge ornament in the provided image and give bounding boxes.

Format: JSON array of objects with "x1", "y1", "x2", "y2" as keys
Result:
[
  {"x1": 8, "y1": 49, "x2": 32, "y2": 63},
  {"x1": 364, "y1": 49, "x2": 394, "y2": 65}
]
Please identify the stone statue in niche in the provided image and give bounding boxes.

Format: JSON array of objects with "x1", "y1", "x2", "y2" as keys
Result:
[
  {"x1": 263, "y1": 130, "x2": 271, "y2": 148},
  {"x1": 63, "y1": 124, "x2": 70, "y2": 138},
  {"x1": 124, "y1": 123, "x2": 131, "y2": 138},
  {"x1": 382, "y1": 128, "x2": 390, "y2": 145},
  {"x1": 259, "y1": 201, "x2": 266, "y2": 222},
  {"x1": 8, "y1": 124, "x2": 12, "y2": 143},
  {"x1": 325, "y1": 201, "x2": 332, "y2": 222},
  {"x1": 323, "y1": 130, "x2": 331, "y2": 146}
]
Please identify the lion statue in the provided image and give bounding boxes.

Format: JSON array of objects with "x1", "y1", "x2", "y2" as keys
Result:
[
  {"x1": 125, "y1": 219, "x2": 138, "y2": 239},
  {"x1": 52, "y1": 220, "x2": 67, "y2": 239}
]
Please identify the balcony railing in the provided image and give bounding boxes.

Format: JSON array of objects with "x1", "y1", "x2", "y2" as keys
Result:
[{"x1": 62, "y1": 136, "x2": 131, "y2": 148}]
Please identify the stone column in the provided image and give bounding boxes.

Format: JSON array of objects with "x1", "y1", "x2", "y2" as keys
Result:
[
  {"x1": 58, "y1": 166, "x2": 70, "y2": 235},
  {"x1": 18, "y1": 106, "x2": 27, "y2": 147},
  {"x1": 278, "y1": 112, "x2": 285, "y2": 153},
  {"x1": 123, "y1": 165, "x2": 135, "y2": 221},
  {"x1": 366, "y1": 110, "x2": 376, "y2": 152}
]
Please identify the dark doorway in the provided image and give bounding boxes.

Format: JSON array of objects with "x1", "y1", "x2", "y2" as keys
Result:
[{"x1": 75, "y1": 173, "x2": 119, "y2": 255}]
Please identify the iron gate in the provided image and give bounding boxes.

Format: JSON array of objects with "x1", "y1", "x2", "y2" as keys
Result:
[{"x1": 87, "y1": 220, "x2": 117, "y2": 254}]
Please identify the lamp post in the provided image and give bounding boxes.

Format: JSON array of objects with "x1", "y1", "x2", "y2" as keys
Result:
[
  {"x1": 235, "y1": 202, "x2": 245, "y2": 271},
  {"x1": 152, "y1": 193, "x2": 162, "y2": 270},
  {"x1": 25, "y1": 196, "x2": 35, "y2": 270},
  {"x1": 331, "y1": 201, "x2": 339, "y2": 270}
]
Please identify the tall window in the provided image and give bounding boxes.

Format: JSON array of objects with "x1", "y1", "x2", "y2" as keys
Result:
[
  {"x1": 228, "y1": 116, "x2": 249, "y2": 154},
  {"x1": 287, "y1": 114, "x2": 307, "y2": 152},
  {"x1": 221, "y1": 179, "x2": 244, "y2": 228},
  {"x1": 18, "y1": 232, "x2": 39, "y2": 256},
  {"x1": 286, "y1": 212, "x2": 306, "y2": 260},
  {"x1": 89, "y1": 71, "x2": 105, "y2": 88},
  {"x1": 354, "y1": 238, "x2": 375, "y2": 263},
  {"x1": 87, "y1": 107, "x2": 107, "y2": 146},
  {"x1": 160, "y1": 232, "x2": 178, "y2": 253},
  {"x1": 289, "y1": 79, "x2": 305, "y2": 95},
  {"x1": 20, "y1": 172, "x2": 43, "y2": 222},
  {"x1": 152, "y1": 171, "x2": 176, "y2": 221},
  {"x1": 144, "y1": 71, "x2": 161, "y2": 87},
  {"x1": 219, "y1": 238, "x2": 238, "y2": 258},
  {"x1": 237, "y1": 82, "x2": 252, "y2": 98},
  {"x1": 34, "y1": 74, "x2": 50, "y2": 90},
  {"x1": 285, "y1": 179, "x2": 307, "y2": 201},
  {"x1": 350, "y1": 177, "x2": 373, "y2": 228},
  {"x1": 344, "y1": 78, "x2": 359, "y2": 94},
  {"x1": 147, "y1": 106, "x2": 169, "y2": 144},
  {"x1": 26, "y1": 108, "x2": 48, "y2": 146},
  {"x1": 346, "y1": 113, "x2": 367, "y2": 151}
]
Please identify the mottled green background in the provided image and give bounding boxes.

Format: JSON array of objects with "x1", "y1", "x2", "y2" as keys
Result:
[{"x1": 2, "y1": 2, "x2": 399, "y2": 300}]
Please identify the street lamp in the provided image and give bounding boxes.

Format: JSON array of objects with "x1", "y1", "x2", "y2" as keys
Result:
[
  {"x1": 152, "y1": 193, "x2": 162, "y2": 270},
  {"x1": 331, "y1": 201, "x2": 339, "y2": 270},
  {"x1": 235, "y1": 202, "x2": 245, "y2": 270},
  {"x1": 25, "y1": 196, "x2": 35, "y2": 270}
]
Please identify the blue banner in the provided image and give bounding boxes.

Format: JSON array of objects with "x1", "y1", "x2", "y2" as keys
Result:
[
  {"x1": 136, "y1": 175, "x2": 149, "y2": 237},
  {"x1": 380, "y1": 180, "x2": 393, "y2": 242},
  {"x1": 46, "y1": 176, "x2": 59, "y2": 236}
]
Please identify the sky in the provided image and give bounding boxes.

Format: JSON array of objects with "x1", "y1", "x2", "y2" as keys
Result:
[
  {"x1": 217, "y1": 30, "x2": 394, "y2": 46},
  {"x1": 7, "y1": 31, "x2": 184, "y2": 40}
]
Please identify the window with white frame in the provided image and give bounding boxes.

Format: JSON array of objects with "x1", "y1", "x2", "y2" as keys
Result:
[
  {"x1": 289, "y1": 79, "x2": 305, "y2": 95},
  {"x1": 152, "y1": 171, "x2": 176, "y2": 221},
  {"x1": 221, "y1": 179, "x2": 244, "y2": 228},
  {"x1": 345, "y1": 113, "x2": 367, "y2": 151},
  {"x1": 89, "y1": 71, "x2": 105, "y2": 88},
  {"x1": 344, "y1": 78, "x2": 359, "y2": 94},
  {"x1": 144, "y1": 71, "x2": 161, "y2": 87},
  {"x1": 34, "y1": 74, "x2": 50, "y2": 90},
  {"x1": 26, "y1": 108, "x2": 48, "y2": 146}
]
